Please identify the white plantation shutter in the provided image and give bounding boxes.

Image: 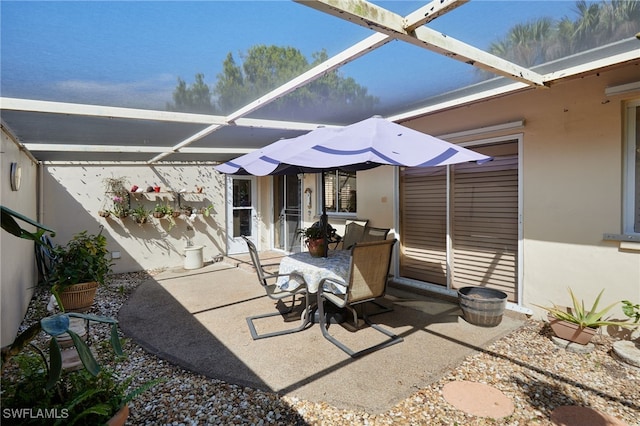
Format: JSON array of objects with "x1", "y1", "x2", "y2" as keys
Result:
[{"x1": 400, "y1": 141, "x2": 519, "y2": 301}]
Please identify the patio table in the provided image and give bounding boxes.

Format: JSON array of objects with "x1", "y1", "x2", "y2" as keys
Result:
[{"x1": 276, "y1": 250, "x2": 351, "y2": 294}]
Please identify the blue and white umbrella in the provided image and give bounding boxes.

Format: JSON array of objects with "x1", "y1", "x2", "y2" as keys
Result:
[
  {"x1": 215, "y1": 116, "x2": 492, "y2": 256},
  {"x1": 215, "y1": 116, "x2": 491, "y2": 176}
]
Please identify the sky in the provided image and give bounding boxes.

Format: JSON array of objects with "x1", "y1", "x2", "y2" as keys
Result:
[{"x1": 1, "y1": 1, "x2": 582, "y2": 114}]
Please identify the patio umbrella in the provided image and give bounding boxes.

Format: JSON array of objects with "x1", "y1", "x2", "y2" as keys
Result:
[{"x1": 215, "y1": 116, "x2": 492, "y2": 256}]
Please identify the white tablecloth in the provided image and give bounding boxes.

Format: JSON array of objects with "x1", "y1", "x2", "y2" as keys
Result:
[{"x1": 276, "y1": 250, "x2": 352, "y2": 294}]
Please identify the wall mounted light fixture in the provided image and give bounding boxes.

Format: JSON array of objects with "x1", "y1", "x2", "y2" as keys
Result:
[{"x1": 10, "y1": 162, "x2": 21, "y2": 191}]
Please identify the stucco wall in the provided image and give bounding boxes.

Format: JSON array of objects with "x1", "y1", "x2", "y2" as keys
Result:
[
  {"x1": 42, "y1": 164, "x2": 226, "y2": 274},
  {"x1": 404, "y1": 63, "x2": 640, "y2": 318},
  {"x1": 1, "y1": 130, "x2": 40, "y2": 347}
]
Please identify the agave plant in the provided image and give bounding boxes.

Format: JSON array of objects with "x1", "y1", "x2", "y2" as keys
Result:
[{"x1": 537, "y1": 288, "x2": 639, "y2": 329}]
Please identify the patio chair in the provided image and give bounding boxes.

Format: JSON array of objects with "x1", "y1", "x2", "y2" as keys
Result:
[
  {"x1": 316, "y1": 239, "x2": 403, "y2": 357},
  {"x1": 332, "y1": 219, "x2": 369, "y2": 250},
  {"x1": 361, "y1": 226, "x2": 390, "y2": 242},
  {"x1": 242, "y1": 236, "x2": 312, "y2": 340}
]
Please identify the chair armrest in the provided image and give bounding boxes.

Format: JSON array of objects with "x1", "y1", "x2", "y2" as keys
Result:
[
  {"x1": 269, "y1": 272, "x2": 307, "y2": 291},
  {"x1": 318, "y1": 277, "x2": 348, "y2": 295}
]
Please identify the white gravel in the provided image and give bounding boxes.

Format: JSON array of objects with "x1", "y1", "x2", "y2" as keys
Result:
[{"x1": 7, "y1": 271, "x2": 640, "y2": 425}]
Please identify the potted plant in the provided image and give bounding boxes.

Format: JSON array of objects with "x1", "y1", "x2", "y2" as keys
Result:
[
  {"x1": 153, "y1": 203, "x2": 170, "y2": 218},
  {"x1": 536, "y1": 288, "x2": 638, "y2": 345},
  {"x1": 104, "y1": 177, "x2": 129, "y2": 219},
  {"x1": 111, "y1": 195, "x2": 130, "y2": 219},
  {"x1": 200, "y1": 204, "x2": 215, "y2": 217},
  {"x1": 182, "y1": 205, "x2": 194, "y2": 217},
  {"x1": 49, "y1": 229, "x2": 112, "y2": 312},
  {"x1": 1, "y1": 208, "x2": 157, "y2": 424},
  {"x1": 1, "y1": 312, "x2": 158, "y2": 425},
  {"x1": 153, "y1": 203, "x2": 178, "y2": 230},
  {"x1": 130, "y1": 204, "x2": 150, "y2": 224},
  {"x1": 297, "y1": 225, "x2": 327, "y2": 258}
]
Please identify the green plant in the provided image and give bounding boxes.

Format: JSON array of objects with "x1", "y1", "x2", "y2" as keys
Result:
[
  {"x1": 296, "y1": 221, "x2": 338, "y2": 241},
  {"x1": 104, "y1": 177, "x2": 130, "y2": 218},
  {"x1": 110, "y1": 195, "x2": 130, "y2": 218},
  {"x1": 297, "y1": 226, "x2": 324, "y2": 240},
  {"x1": 130, "y1": 204, "x2": 150, "y2": 223},
  {"x1": 49, "y1": 230, "x2": 112, "y2": 306},
  {"x1": 200, "y1": 204, "x2": 215, "y2": 217},
  {"x1": 153, "y1": 203, "x2": 172, "y2": 215},
  {"x1": 2, "y1": 352, "x2": 161, "y2": 425},
  {"x1": 1, "y1": 312, "x2": 122, "y2": 387},
  {"x1": 536, "y1": 288, "x2": 639, "y2": 329},
  {"x1": 1, "y1": 205, "x2": 55, "y2": 244},
  {"x1": 622, "y1": 300, "x2": 640, "y2": 324},
  {"x1": 1, "y1": 208, "x2": 155, "y2": 423}
]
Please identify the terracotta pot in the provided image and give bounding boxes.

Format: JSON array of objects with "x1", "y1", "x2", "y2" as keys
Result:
[
  {"x1": 153, "y1": 212, "x2": 165, "y2": 218},
  {"x1": 306, "y1": 238, "x2": 325, "y2": 258},
  {"x1": 58, "y1": 281, "x2": 99, "y2": 312},
  {"x1": 98, "y1": 210, "x2": 111, "y2": 218},
  {"x1": 547, "y1": 314, "x2": 597, "y2": 345},
  {"x1": 106, "y1": 405, "x2": 129, "y2": 426}
]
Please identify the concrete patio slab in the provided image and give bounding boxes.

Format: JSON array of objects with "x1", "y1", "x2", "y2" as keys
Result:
[{"x1": 119, "y1": 257, "x2": 526, "y2": 414}]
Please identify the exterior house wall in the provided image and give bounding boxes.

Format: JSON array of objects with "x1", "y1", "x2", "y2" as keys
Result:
[
  {"x1": 42, "y1": 164, "x2": 226, "y2": 274},
  {"x1": 402, "y1": 63, "x2": 640, "y2": 319},
  {"x1": 357, "y1": 166, "x2": 396, "y2": 234},
  {"x1": 1, "y1": 130, "x2": 40, "y2": 347}
]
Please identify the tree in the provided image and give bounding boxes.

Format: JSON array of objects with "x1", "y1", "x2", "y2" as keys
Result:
[
  {"x1": 167, "y1": 73, "x2": 214, "y2": 113},
  {"x1": 484, "y1": 0, "x2": 639, "y2": 73},
  {"x1": 170, "y1": 45, "x2": 378, "y2": 121}
]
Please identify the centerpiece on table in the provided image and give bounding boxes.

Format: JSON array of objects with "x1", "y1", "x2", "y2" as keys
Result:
[{"x1": 299, "y1": 226, "x2": 325, "y2": 257}]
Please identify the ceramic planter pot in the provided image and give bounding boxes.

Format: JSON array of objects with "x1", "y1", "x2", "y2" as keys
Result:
[
  {"x1": 306, "y1": 238, "x2": 325, "y2": 258},
  {"x1": 106, "y1": 405, "x2": 129, "y2": 426},
  {"x1": 547, "y1": 314, "x2": 597, "y2": 345}
]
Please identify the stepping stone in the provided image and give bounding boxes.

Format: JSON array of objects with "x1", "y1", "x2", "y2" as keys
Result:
[
  {"x1": 550, "y1": 406, "x2": 628, "y2": 426},
  {"x1": 551, "y1": 335, "x2": 595, "y2": 354},
  {"x1": 442, "y1": 380, "x2": 514, "y2": 418},
  {"x1": 612, "y1": 340, "x2": 640, "y2": 369}
]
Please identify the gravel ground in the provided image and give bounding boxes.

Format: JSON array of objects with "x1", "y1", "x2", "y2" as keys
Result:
[{"x1": 5, "y1": 271, "x2": 640, "y2": 425}]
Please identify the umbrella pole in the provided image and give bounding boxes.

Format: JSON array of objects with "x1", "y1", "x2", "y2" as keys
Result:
[{"x1": 321, "y1": 172, "x2": 328, "y2": 257}]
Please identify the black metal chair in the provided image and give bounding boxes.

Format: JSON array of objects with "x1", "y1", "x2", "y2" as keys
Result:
[
  {"x1": 316, "y1": 239, "x2": 403, "y2": 357},
  {"x1": 242, "y1": 236, "x2": 312, "y2": 340}
]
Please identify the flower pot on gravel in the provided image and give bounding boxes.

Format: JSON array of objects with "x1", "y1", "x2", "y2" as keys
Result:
[
  {"x1": 58, "y1": 281, "x2": 99, "y2": 312},
  {"x1": 547, "y1": 313, "x2": 597, "y2": 345}
]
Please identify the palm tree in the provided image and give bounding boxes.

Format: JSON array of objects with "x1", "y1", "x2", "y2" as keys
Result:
[{"x1": 483, "y1": 0, "x2": 639, "y2": 75}]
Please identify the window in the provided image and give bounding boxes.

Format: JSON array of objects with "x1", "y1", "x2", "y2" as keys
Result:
[
  {"x1": 322, "y1": 170, "x2": 357, "y2": 213},
  {"x1": 624, "y1": 101, "x2": 640, "y2": 234}
]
